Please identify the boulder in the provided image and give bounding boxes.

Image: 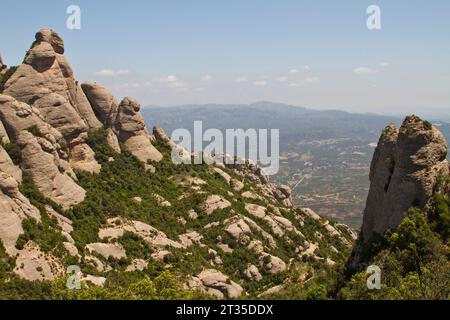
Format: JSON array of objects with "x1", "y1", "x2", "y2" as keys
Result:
[
  {"x1": 361, "y1": 116, "x2": 449, "y2": 243},
  {"x1": 261, "y1": 254, "x2": 287, "y2": 274},
  {"x1": 243, "y1": 264, "x2": 263, "y2": 282}
]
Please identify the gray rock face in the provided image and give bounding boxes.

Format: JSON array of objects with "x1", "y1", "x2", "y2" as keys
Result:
[
  {"x1": 17, "y1": 131, "x2": 86, "y2": 210},
  {"x1": 0, "y1": 94, "x2": 63, "y2": 142},
  {"x1": 81, "y1": 81, "x2": 118, "y2": 127},
  {"x1": 188, "y1": 269, "x2": 244, "y2": 299},
  {"x1": 0, "y1": 171, "x2": 41, "y2": 255},
  {"x1": 362, "y1": 116, "x2": 448, "y2": 241},
  {"x1": 350, "y1": 115, "x2": 449, "y2": 268},
  {"x1": 3, "y1": 29, "x2": 101, "y2": 138},
  {"x1": 0, "y1": 145, "x2": 22, "y2": 182},
  {"x1": 114, "y1": 97, "x2": 163, "y2": 165}
]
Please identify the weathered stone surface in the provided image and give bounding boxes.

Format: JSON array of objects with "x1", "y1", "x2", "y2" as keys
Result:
[
  {"x1": 113, "y1": 97, "x2": 162, "y2": 166},
  {"x1": 69, "y1": 135, "x2": 101, "y2": 174},
  {"x1": 153, "y1": 126, "x2": 176, "y2": 148},
  {"x1": 231, "y1": 178, "x2": 244, "y2": 192},
  {"x1": 261, "y1": 254, "x2": 286, "y2": 274},
  {"x1": 98, "y1": 218, "x2": 183, "y2": 249},
  {"x1": 106, "y1": 128, "x2": 121, "y2": 154},
  {"x1": 243, "y1": 264, "x2": 263, "y2": 282},
  {"x1": 82, "y1": 275, "x2": 107, "y2": 287},
  {"x1": 126, "y1": 259, "x2": 148, "y2": 272},
  {"x1": 0, "y1": 120, "x2": 10, "y2": 144},
  {"x1": 3, "y1": 29, "x2": 101, "y2": 135},
  {"x1": 224, "y1": 218, "x2": 251, "y2": 239},
  {"x1": 81, "y1": 81, "x2": 118, "y2": 126},
  {"x1": 17, "y1": 131, "x2": 85, "y2": 210},
  {"x1": 178, "y1": 231, "x2": 203, "y2": 248},
  {"x1": 31, "y1": 93, "x2": 87, "y2": 139},
  {"x1": 188, "y1": 269, "x2": 244, "y2": 299},
  {"x1": 349, "y1": 116, "x2": 449, "y2": 269},
  {"x1": 13, "y1": 241, "x2": 63, "y2": 281},
  {"x1": 0, "y1": 94, "x2": 63, "y2": 142},
  {"x1": 202, "y1": 195, "x2": 231, "y2": 215},
  {"x1": 0, "y1": 172, "x2": 40, "y2": 255},
  {"x1": 361, "y1": 116, "x2": 449, "y2": 242},
  {"x1": 86, "y1": 243, "x2": 127, "y2": 260},
  {"x1": 153, "y1": 193, "x2": 172, "y2": 207},
  {"x1": 0, "y1": 145, "x2": 22, "y2": 182}
]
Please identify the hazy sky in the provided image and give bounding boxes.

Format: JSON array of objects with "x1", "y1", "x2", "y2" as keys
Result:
[{"x1": 1, "y1": 0, "x2": 449, "y2": 116}]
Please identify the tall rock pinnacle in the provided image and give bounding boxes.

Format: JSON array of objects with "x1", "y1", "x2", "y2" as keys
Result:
[
  {"x1": 349, "y1": 115, "x2": 449, "y2": 269},
  {"x1": 3, "y1": 28, "x2": 102, "y2": 137}
]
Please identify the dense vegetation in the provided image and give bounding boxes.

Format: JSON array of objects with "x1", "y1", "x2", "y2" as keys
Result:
[
  {"x1": 2, "y1": 126, "x2": 446, "y2": 300},
  {"x1": 337, "y1": 182, "x2": 450, "y2": 299}
]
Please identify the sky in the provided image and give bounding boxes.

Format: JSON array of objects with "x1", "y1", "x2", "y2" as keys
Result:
[{"x1": 1, "y1": 0, "x2": 449, "y2": 117}]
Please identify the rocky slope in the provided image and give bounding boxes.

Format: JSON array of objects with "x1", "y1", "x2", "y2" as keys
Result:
[
  {"x1": 0, "y1": 29, "x2": 355, "y2": 299},
  {"x1": 348, "y1": 115, "x2": 449, "y2": 270}
]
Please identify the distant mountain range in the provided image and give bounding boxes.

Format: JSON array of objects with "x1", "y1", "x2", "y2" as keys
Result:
[
  {"x1": 142, "y1": 102, "x2": 449, "y2": 228},
  {"x1": 143, "y1": 101, "x2": 401, "y2": 146}
]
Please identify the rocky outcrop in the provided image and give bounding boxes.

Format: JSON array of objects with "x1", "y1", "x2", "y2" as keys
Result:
[
  {"x1": 3, "y1": 29, "x2": 101, "y2": 137},
  {"x1": 0, "y1": 145, "x2": 22, "y2": 182},
  {"x1": 106, "y1": 128, "x2": 121, "y2": 154},
  {"x1": 17, "y1": 131, "x2": 86, "y2": 210},
  {"x1": 114, "y1": 97, "x2": 162, "y2": 168},
  {"x1": 13, "y1": 241, "x2": 64, "y2": 281},
  {"x1": 350, "y1": 116, "x2": 449, "y2": 268},
  {"x1": 202, "y1": 195, "x2": 232, "y2": 215},
  {"x1": 243, "y1": 264, "x2": 263, "y2": 282},
  {"x1": 0, "y1": 94, "x2": 63, "y2": 142},
  {"x1": 81, "y1": 81, "x2": 118, "y2": 127},
  {"x1": 69, "y1": 133, "x2": 101, "y2": 174},
  {"x1": 188, "y1": 269, "x2": 244, "y2": 299},
  {"x1": 0, "y1": 172, "x2": 41, "y2": 255}
]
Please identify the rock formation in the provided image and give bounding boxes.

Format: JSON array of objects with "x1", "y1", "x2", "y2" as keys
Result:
[
  {"x1": 81, "y1": 81, "x2": 118, "y2": 127},
  {"x1": 0, "y1": 29, "x2": 357, "y2": 296},
  {"x1": 349, "y1": 115, "x2": 449, "y2": 268},
  {"x1": 113, "y1": 97, "x2": 163, "y2": 167},
  {"x1": 17, "y1": 131, "x2": 86, "y2": 210},
  {"x1": 3, "y1": 29, "x2": 102, "y2": 134}
]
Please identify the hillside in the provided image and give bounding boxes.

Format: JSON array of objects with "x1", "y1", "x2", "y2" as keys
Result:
[
  {"x1": 0, "y1": 29, "x2": 356, "y2": 299},
  {"x1": 0, "y1": 29, "x2": 448, "y2": 301},
  {"x1": 142, "y1": 103, "x2": 400, "y2": 228}
]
